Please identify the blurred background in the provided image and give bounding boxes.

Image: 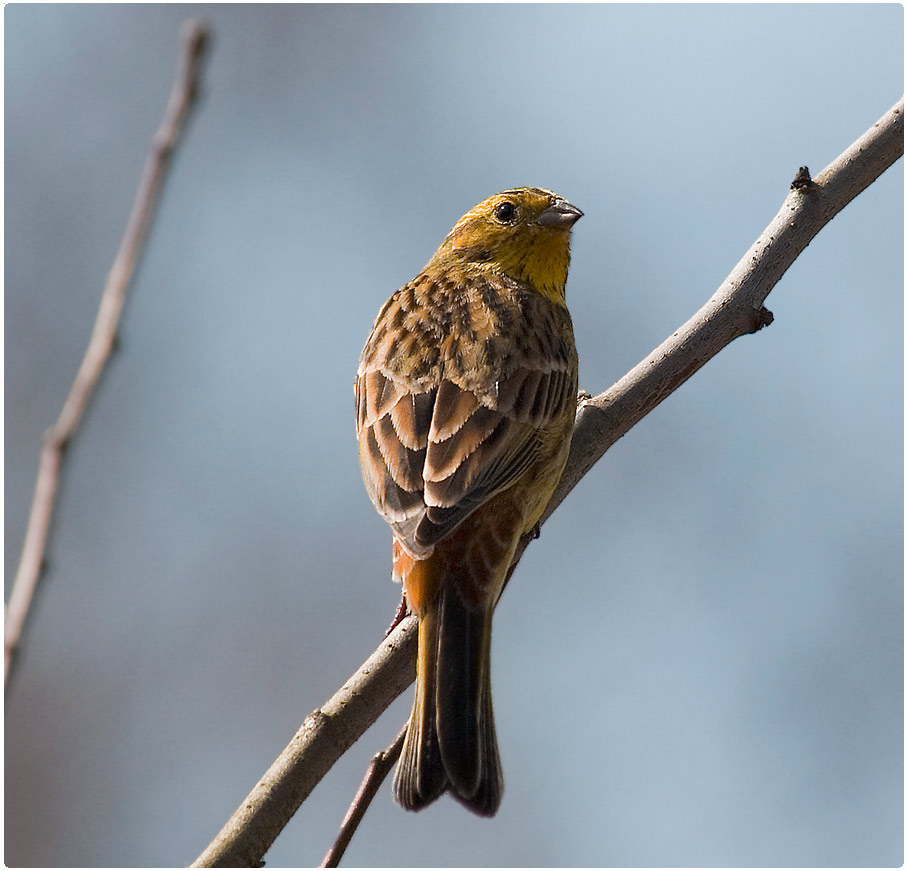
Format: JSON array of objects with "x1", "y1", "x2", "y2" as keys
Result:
[{"x1": 5, "y1": 5, "x2": 902, "y2": 867}]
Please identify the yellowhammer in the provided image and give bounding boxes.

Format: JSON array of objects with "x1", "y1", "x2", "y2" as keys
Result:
[{"x1": 355, "y1": 187, "x2": 582, "y2": 816}]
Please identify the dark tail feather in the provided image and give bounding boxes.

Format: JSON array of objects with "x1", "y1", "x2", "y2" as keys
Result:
[
  {"x1": 435, "y1": 585, "x2": 483, "y2": 796},
  {"x1": 394, "y1": 606, "x2": 447, "y2": 810},
  {"x1": 449, "y1": 657, "x2": 502, "y2": 817},
  {"x1": 393, "y1": 585, "x2": 503, "y2": 816}
]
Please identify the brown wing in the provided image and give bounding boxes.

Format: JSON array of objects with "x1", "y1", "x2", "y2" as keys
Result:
[
  {"x1": 357, "y1": 366, "x2": 575, "y2": 558},
  {"x1": 355, "y1": 273, "x2": 577, "y2": 558}
]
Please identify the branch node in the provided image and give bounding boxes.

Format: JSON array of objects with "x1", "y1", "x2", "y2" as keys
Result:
[
  {"x1": 790, "y1": 165, "x2": 814, "y2": 191},
  {"x1": 43, "y1": 426, "x2": 70, "y2": 454},
  {"x1": 752, "y1": 306, "x2": 774, "y2": 332}
]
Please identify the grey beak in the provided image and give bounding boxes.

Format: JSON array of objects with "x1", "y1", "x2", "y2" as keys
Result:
[{"x1": 536, "y1": 199, "x2": 583, "y2": 228}]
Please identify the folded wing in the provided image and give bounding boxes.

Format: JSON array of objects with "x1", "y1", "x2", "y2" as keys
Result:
[{"x1": 356, "y1": 357, "x2": 575, "y2": 558}]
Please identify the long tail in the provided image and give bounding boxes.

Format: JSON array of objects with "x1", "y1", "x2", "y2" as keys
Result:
[{"x1": 393, "y1": 584, "x2": 503, "y2": 816}]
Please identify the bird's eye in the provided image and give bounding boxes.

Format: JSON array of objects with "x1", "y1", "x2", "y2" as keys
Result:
[{"x1": 494, "y1": 201, "x2": 517, "y2": 223}]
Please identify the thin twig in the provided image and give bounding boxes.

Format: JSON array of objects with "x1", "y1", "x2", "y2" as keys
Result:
[
  {"x1": 4, "y1": 20, "x2": 210, "y2": 687},
  {"x1": 320, "y1": 726, "x2": 407, "y2": 868},
  {"x1": 192, "y1": 97, "x2": 903, "y2": 867}
]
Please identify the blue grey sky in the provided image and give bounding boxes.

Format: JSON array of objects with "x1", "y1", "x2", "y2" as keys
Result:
[{"x1": 5, "y1": 4, "x2": 903, "y2": 867}]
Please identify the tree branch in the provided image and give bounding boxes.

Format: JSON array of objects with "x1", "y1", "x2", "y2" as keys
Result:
[
  {"x1": 192, "y1": 97, "x2": 903, "y2": 867},
  {"x1": 552, "y1": 97, "x2": 905, "y2": 510},
  {"x1": 4, "y1": 21, "x2": 210, "y2": 687},
  {"x1": 320, "y1": 726, "x2": 407, "y2": 868}
]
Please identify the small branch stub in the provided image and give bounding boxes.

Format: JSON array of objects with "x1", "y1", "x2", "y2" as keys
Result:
[
  {"x1": 753, "y1": 306, "x2": 774, "y2": 332},
  {"x1": 791, "y1": 165, "x2": 814, "y2": 190}
]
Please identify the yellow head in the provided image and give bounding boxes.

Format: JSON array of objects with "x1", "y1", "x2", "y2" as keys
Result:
[{"x1": 429, "y1": 187, "x2": 582, "y2": 305}]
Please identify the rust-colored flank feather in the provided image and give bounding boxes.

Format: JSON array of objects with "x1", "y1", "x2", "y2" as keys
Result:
[{"x1": 355, "y1": 187, "x2": 582, "y2": 816}]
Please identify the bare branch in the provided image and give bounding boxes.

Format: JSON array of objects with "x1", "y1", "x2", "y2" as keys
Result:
[
  {"x1": 320, "y1": 727, "x2": 406, "y2": 868},
  {"x1": 4, "y1": 21, "x2": 210, "y2": 687},
  {"x1": 192, "y1": 97, "x2": 902, "y2": 867},
  {"x1": 550, "y1": 97, "x2": 905, "y2": 512}
]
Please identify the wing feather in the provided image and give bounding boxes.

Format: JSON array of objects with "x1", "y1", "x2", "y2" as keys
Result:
[
  {"x1": 426, "y1": 405, "x2": 501, "y2": 483},
  {"x1": 429, "y1": 381, "x2": 480, "y2": 441},
  {"x1": 390, "y1": 391, "x2": 433, "y2": 451}
]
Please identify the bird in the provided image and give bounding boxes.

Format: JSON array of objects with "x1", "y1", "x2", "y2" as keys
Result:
[{"x1": 355, "y1": 187, "x2": 582, "y2": 816}]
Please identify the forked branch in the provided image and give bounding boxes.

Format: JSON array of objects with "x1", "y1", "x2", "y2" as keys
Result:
[{"x1": 192, "y1": 97, "x2": 902, "y2": 867}]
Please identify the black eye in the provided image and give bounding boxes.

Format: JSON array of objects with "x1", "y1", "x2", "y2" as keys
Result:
[{"x1": 494, "y1": 201, "x2": 517, "y2": 223}]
